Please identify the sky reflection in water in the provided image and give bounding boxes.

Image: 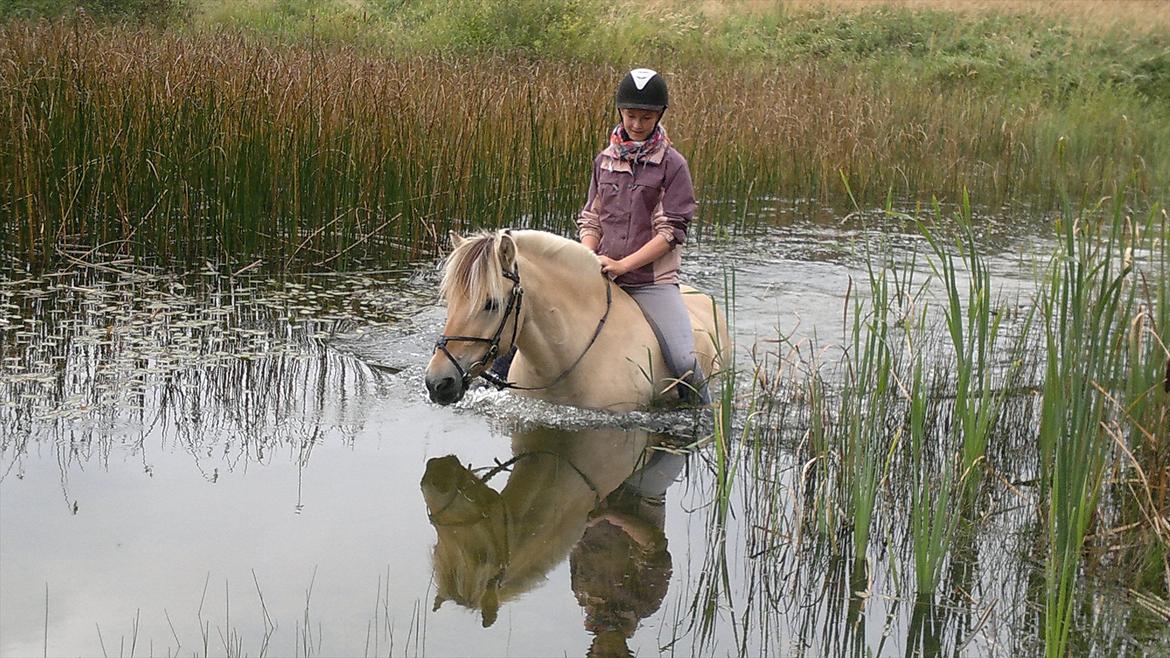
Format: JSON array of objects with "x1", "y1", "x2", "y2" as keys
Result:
[{"x1": 1, "y1": 218, "x2": 1163, "y2": 657}]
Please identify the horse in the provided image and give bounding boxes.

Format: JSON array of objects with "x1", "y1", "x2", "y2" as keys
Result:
[
  {"x1": 424, "y1": 229, "x2": 730, "y2": 412},
  {"x1": 421, "y1": 426, "x2": 663, "y2": 627}
]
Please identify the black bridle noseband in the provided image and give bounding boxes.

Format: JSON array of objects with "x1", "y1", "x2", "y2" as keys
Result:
[
  {"x1": 433, "y1": 262, "x2": 613, "y2": 393},
  {"x1": 433, "y1": 266, "x2": 525, "y2": 390}
]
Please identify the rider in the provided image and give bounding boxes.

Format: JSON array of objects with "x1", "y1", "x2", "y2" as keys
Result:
[
  {"x1": 570, "y1": 448, "x2": 687, "y2": 656},
  {"x1": 576, "y1": 68, "x2": 708, "y2": 405}
]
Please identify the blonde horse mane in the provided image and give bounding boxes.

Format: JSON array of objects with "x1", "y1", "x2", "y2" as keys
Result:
[
  {"x1": 440, "y1": 232, "x2": 505, "y2": 318},
  {"x1": 439, "y1": 230, "x2": 602, "y2": 318}
]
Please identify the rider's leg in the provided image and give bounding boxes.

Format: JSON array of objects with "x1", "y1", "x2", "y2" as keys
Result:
[
  {"x1": 622, "y1": 283, "x2": 710, "y2": 405},
  {"x1": 489, "y1": 345, "x2": 517, "y2": 378}
]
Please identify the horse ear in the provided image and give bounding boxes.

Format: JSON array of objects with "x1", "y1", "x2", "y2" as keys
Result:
[
  {"x1": 497, "y1": 232, "x2": 516, "y2": 271},
  {"x1": 448, "y1": 231, "x2": 465, "y2": 249},
  {"x1": 480, "y1": 584, "x2": 499, "y2": 628}
]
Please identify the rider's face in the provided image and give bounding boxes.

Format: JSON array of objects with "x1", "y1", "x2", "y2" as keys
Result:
[{"x1": 619, "y1": 108, "x2": 661, "y2": 141}]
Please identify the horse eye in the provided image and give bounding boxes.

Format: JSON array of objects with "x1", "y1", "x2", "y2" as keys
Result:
[{"x1": 483, "y1": 298, "x2": 500, "y2": 313}]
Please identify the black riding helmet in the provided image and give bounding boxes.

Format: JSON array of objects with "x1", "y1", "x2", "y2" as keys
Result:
[{"x1": 615, "y1": 68, "x2": 668, "y2": 113}]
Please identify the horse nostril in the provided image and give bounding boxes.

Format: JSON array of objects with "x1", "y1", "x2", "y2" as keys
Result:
[{"x1": 427, "y1": 375, "x2": 462, "y2": 404}]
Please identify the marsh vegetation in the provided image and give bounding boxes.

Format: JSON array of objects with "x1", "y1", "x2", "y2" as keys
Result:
[
  {"x1": 3, "y1": 1, "x2": 1170, "y2": 269},
  {"x1": 1, "y1": 1, "x2": 1168, "y2": 656}
]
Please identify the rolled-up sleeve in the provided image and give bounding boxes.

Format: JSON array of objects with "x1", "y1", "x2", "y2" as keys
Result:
[
  {"x1": 654, "y1": 155, "x2": 696, "y2": 246},
  {"x1": 577, "y1": 158, "x2": 602, "y2": 242}
]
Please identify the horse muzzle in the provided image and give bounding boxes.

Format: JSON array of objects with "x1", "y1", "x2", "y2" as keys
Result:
[
  {"x1": 425, "y1": 369, "x2": 467, "y2": 405},
  {"x1": 421, "y1": 455, "x2": 465, "y2": 497}
]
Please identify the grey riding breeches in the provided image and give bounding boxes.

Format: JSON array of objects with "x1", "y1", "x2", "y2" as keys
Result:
[{"x1": 621, "y1": 283, "x2": 711, "y2": 405}]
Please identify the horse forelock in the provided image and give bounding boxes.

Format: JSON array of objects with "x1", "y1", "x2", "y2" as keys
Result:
[{"x1": 440, "y1": 232, "x2": 506, "y2": 317}]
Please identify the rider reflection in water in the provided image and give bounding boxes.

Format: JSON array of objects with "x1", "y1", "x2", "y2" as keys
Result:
[{"x1": 570, "y1": 449, "x2": 687, "y2": 657}]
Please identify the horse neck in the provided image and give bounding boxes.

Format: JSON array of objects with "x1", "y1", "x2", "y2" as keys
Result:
[
  {"x1": 513, "y1": 250, "x2": 609, "y2": 373},
  {"x1": 500, "y1": 453, "x2": 597, "y2": 530},
  {"x1": 492, "y1": 453, "x2": 596, "y2": 583}
]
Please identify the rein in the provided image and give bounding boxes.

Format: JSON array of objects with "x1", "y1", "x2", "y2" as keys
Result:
[
  {"x1": 481, "y1": 274, "x2": 612, "y2": 392},
  {"x1": 433, "y1": 259, "x2": 613, "y2": 393},
  {"x1": 475, "y1": 450, "x2": 602, "y2": 503}
]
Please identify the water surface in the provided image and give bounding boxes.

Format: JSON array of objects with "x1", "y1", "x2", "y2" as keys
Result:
[{"x1": 2, "y1": 213, "x2": 1165, "y2": 657}]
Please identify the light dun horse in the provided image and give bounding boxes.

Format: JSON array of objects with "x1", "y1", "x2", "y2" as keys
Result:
[
  {"x1": 424, "y1": 229, "x2": 729, "y2": 411},
  {"x1": 422, "y1": 426, "x2": 660, "y2": 627}
]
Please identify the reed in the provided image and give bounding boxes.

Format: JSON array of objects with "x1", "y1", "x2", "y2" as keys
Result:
[
  {"x1": 2, "y1": 19, "x2": 1168, "y2": 270},
  {"x1": 902, "y1": 318, "x2": 962, "y2": 596},
  {"x1": 1097, "y1": 206, "x2": 1170, "y2": 596},
  {"x1": 1035, "y1": 199, "x2": 1141, "y2": 658},
  {"x1": 837, "y1": 258, "x2": 899, "y2": 564},
  {"x1": 894, "y1": 198, "x2": 1029, "y2": 595},
  {"x1": 731, "y1": 197, "x2": 1167, "y2": 650},
  {"x1": 919, "y1": 194, "x2": 1035, "y2": 507},
  {"x1": 710, "y1": 268, "x2": 741, "y2": 518}
]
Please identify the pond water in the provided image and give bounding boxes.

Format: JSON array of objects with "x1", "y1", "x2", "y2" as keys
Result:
[{"x1": 1, "y1": 212, "x2": 1165, "y2": 657}]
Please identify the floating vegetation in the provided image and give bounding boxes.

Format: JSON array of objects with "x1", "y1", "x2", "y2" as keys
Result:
[{"x1": 0, "y1": 264, "x2": 431, "y2": 478}]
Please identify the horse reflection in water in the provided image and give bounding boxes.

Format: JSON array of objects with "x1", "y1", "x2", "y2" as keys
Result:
[
  {"x1": 571, "y1": 445, "x2": 686, "y2": 657},
  {"x1": 421, "y1": 424, "x2": 685, "y2": 647}
]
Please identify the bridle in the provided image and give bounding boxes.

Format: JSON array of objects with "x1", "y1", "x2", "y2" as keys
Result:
[
  {"x1": 433, "y1": 261, "x2": 613, "y2": 392},
  {"x1": 433, "y1": 265, "x2": 525, "y2": 390}
]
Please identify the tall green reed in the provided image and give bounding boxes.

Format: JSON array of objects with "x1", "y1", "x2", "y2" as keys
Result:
[
  {"x1": 903, "y1": 305, "x2": 961, "y2": 597},
  {"x1": 902, "y1": 212, "x2": 1019, "y2": 595},
  {"x1": 838, "y1": 258, "x2": 901, "y2": 564},
  {"x1": 1113, "y1": 208, "x2": 1170, "y2": 585},
  {"x1": 710, "y1": 267, "x2": 742, "y2": 518},
  {"x1": 921, "y1": 200, "x2": 999, "y2": 507},
  {"x1": 1036, "y1": 198, "x2": 1138, "y2": 658}
]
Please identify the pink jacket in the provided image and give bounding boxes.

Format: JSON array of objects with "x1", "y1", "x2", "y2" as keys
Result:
[{"x1": 576, "y1": 143, "x2": 696, "y2": 286}]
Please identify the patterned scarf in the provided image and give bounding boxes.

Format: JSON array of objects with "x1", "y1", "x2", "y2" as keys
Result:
[{"x1": 607, "y1": 123, "x2": 668, "y2": 164}]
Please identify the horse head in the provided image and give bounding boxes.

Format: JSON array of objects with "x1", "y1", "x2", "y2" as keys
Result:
[
  {"x1": 421, "y1": 455, "x2": 508, "y2": 627},
  {"x1": 425, "y1": 231, "x2": 522, "y2": 405}
]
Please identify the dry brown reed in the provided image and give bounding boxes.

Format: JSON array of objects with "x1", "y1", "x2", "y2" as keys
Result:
[{"x1": 1, "y1": 19, "x2": 1165, "y2": 270}]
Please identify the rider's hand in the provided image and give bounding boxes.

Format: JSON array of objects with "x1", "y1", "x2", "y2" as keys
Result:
[{"x1": 597, "y1": 255, "x2": 630, "y2": 277}]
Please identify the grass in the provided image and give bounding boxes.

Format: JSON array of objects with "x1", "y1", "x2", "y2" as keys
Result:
[
  {"x1": 1034, "y1": 200, "x2": 1169, "y2": 657},
  {"x1": 838, "y1": 256, "x2": 899, "y2": 565}
]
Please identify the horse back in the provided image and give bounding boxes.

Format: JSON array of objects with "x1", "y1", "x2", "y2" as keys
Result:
[{"x1": 680, "y1": 285, "x2": 731, "y2": 377}]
